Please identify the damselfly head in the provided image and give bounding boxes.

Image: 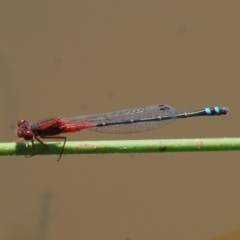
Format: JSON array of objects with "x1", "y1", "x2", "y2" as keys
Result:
[
  {"x1": 16, "y1": 119, "x2": 33, "y2": 140},
  {"x1": 16, "y1": 128, "x2": 33, "y2": 140}
]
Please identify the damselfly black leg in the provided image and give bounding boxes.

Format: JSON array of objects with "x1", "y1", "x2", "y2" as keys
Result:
[
  {"x1": 24, "y1": 136, "x2": 48, "y2": 158},
  {"x1": 40, "y1": 136, "x2": 67, "y2": 161}
]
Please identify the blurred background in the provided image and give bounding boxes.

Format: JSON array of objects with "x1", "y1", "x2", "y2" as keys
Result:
[{"x1": 0, "y1": 1, "x2": 239, "y2": 240}]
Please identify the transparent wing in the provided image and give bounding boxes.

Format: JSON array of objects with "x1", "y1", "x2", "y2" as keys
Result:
[{"x1": 62, "y1": 104, "x2": 176, "y2": 133}]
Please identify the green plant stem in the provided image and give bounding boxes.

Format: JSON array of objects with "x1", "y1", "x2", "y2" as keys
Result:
[{"x1": 0, "y1": 138, "x2": 239, "y2": 157}]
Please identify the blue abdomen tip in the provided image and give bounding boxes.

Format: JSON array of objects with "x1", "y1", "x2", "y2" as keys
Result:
[
  {"x1": 205, "y1": 108, "x2": 211, "y2": 115},
  {"x1": 214, "y1": 107, "x2": 220, "y2": 114}
]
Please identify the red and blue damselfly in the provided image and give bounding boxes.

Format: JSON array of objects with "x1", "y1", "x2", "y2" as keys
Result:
[{"x1": 16, "y1": 104, "x2": 229, "y2": 160}]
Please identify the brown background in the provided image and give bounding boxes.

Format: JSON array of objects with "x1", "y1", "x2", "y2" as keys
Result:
[{"x1": 0, "y1": 1, "x2": 239, "y2": 240}]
